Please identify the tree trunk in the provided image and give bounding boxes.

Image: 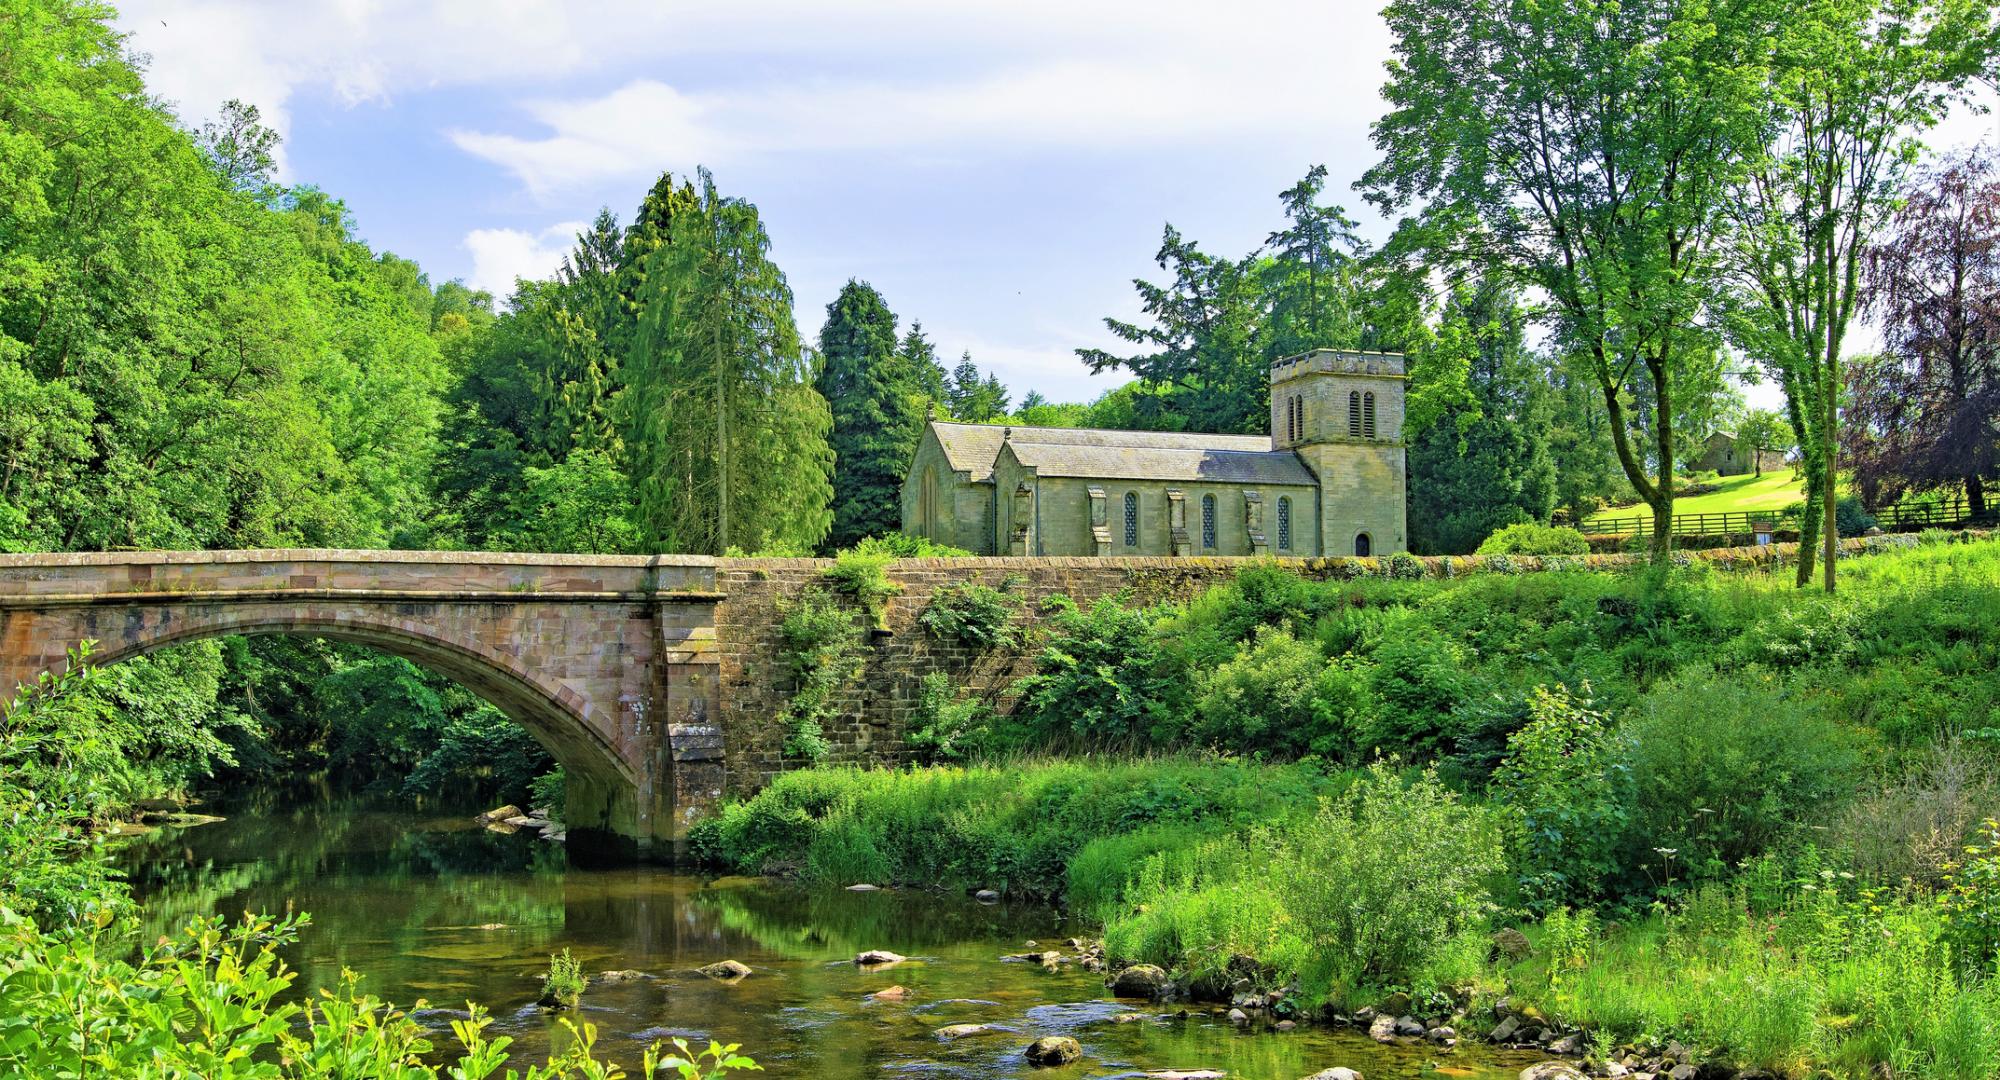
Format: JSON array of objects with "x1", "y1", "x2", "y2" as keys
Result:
[
  {"x1": 1821, "y1": 380, "x2": 1837, "y2": 594},
  {"x1": 1795, "y1": 459, "x2": 1823, "y2": 588},
  {"x1": 1969, "y1": 473, "x2": 1986, "y2": 520}
]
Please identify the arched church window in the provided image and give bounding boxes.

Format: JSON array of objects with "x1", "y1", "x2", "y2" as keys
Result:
[
  {"x1": 1348, "y1": 391, "x2": 1362, "y2": 437},
  {"x1": 1355, "y1": 532, "x2": 1372, "y2": 557},
  {"x1": 1363, "y1": 392, "x2": 1377, "y2": 438},
  {"x1": 1201, "y1": 493, "x2": 1216, "y2": 549},
  {"x1": 1124, "y1": 492, "x2": 1139, "y2": 547},
  {"x1": 1277, "y1": 496, "x2": 1291, "y2": 551}
]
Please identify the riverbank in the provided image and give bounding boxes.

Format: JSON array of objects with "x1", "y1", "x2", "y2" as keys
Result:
[{"x1": 697, "y1": 534, "x2": 2000, "y2": 1079}]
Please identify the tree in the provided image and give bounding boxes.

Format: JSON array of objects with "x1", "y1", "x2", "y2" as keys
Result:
[
  {"x1": 946, "y1": 353, "x2": 1011, "y2": 422},
  {"x1": 1406, "y1": 281, "x2": 1557, "y2": 554},
  {"x1": 1260, "y1": 164, "x2": 1371, "y2": 362},
  {"x1": 193, "y1": 99, "x2": 279, "y2": 192},
  {"x1": 901, "y1": 321, "x2": 949, "y2": 408},
  {"x1": 815, "y1": 280, "x2": 925, "y2": 549},
  {"x1": 1736, "y1": 407, "x2": 1795, "y2": 478},
  {"x1": 1079, "y1": 226, "x2": 1266, "y2": 433},
  {"x1": 1365, "y1": 0, "x2": 1769, "y2": 563},
  {"x1": 620, "y1": 170, "x2": 833, "y2": 555},
  {"x1": 1724, "y1": 0, "x2": 1997, "y2": 590},
  {"x1": 1849, "y1": 148, "x2": 2000, "y2": 515}
]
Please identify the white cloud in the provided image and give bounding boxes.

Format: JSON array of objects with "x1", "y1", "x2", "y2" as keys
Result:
[{"x1": 463, "y1": 221, "x2": 586, "y2": 297}]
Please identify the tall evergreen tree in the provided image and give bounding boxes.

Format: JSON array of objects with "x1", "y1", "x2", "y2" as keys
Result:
[
  {"x1": 901, "y1": 320, "x2": 949, "y2": 409},
  {"x1": 1406, "y1": 282, "x2": 1556, "y2": 554},
  {"x1": 815, "y1": 280, "x2": 925, "y2": 549},
  {"x1": 620, "y1": 171, "x2": 834, "y2": 555},
  {"x1": 610, "y1": 172, "x2": 697, "y2": 360}
]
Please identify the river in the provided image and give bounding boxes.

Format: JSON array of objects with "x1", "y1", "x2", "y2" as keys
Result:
[{"x1": 117, "y1": 799, "x2": 1542, "y2": 1079}]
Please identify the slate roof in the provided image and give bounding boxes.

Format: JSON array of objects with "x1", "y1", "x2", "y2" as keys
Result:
[{"x1": 927, "y1": 421, "x2": 1315, "y2": 486}]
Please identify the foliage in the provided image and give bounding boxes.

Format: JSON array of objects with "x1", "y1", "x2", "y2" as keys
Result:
[
  {"x1": 842, "y1": 532, "x2": 972, "y2": 558},
  {"x1": 817, "y1": 280, "x2": 928, "y2": 550},
  {"x1": 774, "y1": 589, "x2": 865, "y2": 762},
  {"x1": 620, "y1": 169, "x2": 835, "y2": 555},
  {"x1": 918, "y1": 581, "x2": 1021, "y2": 649},
  {"x1": 1009, "y1": 596, "x2": 1176, "y2": 748},
  {"x1": 1942, "y1": 819, "x2": 2000, "y2": 969},
  {"x1": 1477, "y1": 523, "x2": 1590, "y2": 557},
  {"x1": 1103, "y1": 765, "x2": 1503, "y2": 1002},
  {"x1": 1620, "y1": 671, "x2": 1868, "y2": 886},
  {"x1": 907, "y1": 673, "x2": 988, "y2": 763},
  {"x1": 1189, "y1": 625, "x2": 1358, "y2": 758},
  {"x1": 0, "y1": 646, "x2": 126, "y2": 921},
  {"x1": 539, "y1": 948, "x2": 586, "y2": 1009},
  {"x1": 0, "y1": 911, "x2": 758, "y2": 1077},
  {"x1": 821, "y1": 548, "x2": 902, "y2": 629},
  {"x1": 1493, "y1": 685, "x2": 1630, "y2": 912},
  {"x1": 530, "y1": 767, "x2": 567, "y2": 826}
]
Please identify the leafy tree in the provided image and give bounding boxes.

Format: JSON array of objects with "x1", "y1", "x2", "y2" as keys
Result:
[
  {"x1": 1723, "y1": 0, "x2": 1997, "y2": 589},
  {"x1": 815, "y1": 280, "x2": 924, "y2": 549},
  {"x1": 495, "y1": 448, "x2": 641, "y2": 555},
  {"x1": 1736, "y1": 407, "x2": 1795, "y2": 478},
  {"x1": 1849, "y1": 147, "x2": 2000, "y2": 516},
  {"x1": 1366, "y1": 0, "x2": 1769, "y2": 562},
  {"x1": 621, "y1": 170, "x2": 834, "y2": 555},
  {"x1": 192, "y1": 98, "x2": 279, "y2": 193},
  {"x1": 1406, "y1": 281, "x2": 1557, "y2": 554}
]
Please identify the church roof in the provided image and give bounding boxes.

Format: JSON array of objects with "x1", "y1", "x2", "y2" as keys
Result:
[{"x1": 927, "y1": 420, "x2": 1315, "y2": 486}]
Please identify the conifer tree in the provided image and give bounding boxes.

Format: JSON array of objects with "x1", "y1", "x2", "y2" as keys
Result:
[
  {"x1": 815, "y1": 280, "x2": 925, "y2": 549},
  {"x1": 620, "y1": 171, "x2": 833, "y2": 555},
  {"x1": 901, "y1": 320, "x2": 949, "y2": 409}
]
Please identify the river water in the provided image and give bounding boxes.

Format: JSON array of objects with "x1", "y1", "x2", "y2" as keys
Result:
[{"x1": 118, "y1": 800, "x2": 1541, "y2": 1079}]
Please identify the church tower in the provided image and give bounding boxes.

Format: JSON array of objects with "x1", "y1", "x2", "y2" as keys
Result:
[{"x1": 1271, "y1": 349, "x2": 1408, "y2": 556}]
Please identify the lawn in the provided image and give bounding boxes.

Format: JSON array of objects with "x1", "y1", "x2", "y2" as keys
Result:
[{"x1": 1585, "y1": 470, "x2": 1805, "y2": 527}]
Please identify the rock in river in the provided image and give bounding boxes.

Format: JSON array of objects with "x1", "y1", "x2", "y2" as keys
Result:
[
  {"x1": 697, "y1": 960, "x2": 751, "y2": 980},
  {"x1": 855, "y1": 949, "x2": 905, "y2": 966},
  {"x1": 1024, "y1": 1035, "x2": 1082, "y2": 1067},
  {"x1": 1520, "y1": 1064, "x2": 1587, "y2": 1080},
  {"x1": 1302, "y1": 1071, "x2": 1362, "y2": 1080},
  {"x1": 937, "y1": 1023, "x2": 1003, "y2": 1039},
  {"x1": 1110, "y1": 963, "x2": 1173, "y2": 1000}
]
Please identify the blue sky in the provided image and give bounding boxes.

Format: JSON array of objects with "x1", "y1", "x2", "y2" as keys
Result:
[{"x1": 116, "y1": 1, "x2": 1998, "y2": 408}]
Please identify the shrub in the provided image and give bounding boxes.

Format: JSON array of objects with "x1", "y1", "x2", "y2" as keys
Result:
[
  {"x1": 775, "y1": 589, "x2": 865, "y2": 761},
  {"x1": 1478, "y1": 523, "x2": 1590, "y2": 556},
  {"x1": 821, "y1": 550, "x2": 901, "y2": 629},
  {"x1": 1837, "y1": 495, "x2": 1879, "y2": 537},
  {"x1": 1832, "y1": 736, "x2": 2000, "y2": 888},
  {"x1": 843, "y1": 533, "x2": 972, "y2": 558},
  {"x1": 529, "y1": 766, "x2": 566, "y2": 826},
  {"x1": 1620, "y1": 670, "x2": 1868, "y2": 886},
  {"x1": 1358, "y1": 623, "x2": 1471, "y2": 757},
  {"x1": 907, "y1": 672, "x2": 988, "y2": 762},
  {"x1": 1189, "y1": 625, "x2": 1358, "y2": 758},
  {"x1": 918, "y1": 581, "x2": 1022, "y2": 649},
  {"x1": 0, "y1": 647, "x2": 127, "y2": 920},
  {"x1": 1493, "y1": 685, "x2": 1631, "y2": 912},
  {"x1": 1010, "y1": 596, "x2": 1174, "y2": 747},
  {"x1": 1943, "y1": 819, "x2": 2000, "y2": 969}
]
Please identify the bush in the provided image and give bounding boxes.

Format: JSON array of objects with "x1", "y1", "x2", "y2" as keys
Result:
[
  {"x1": 1105, "y1": 764, "x2": 1503, "y2": 1002},
  {"x1": 1620, "y1": 670, "x2": 1868, "y2": 886},
  {"x1": 775, "y1": 589, "x2": 865, "y2": 761},
  {"x1": 538, "y1": 948, "x2": 586, "y2": 1009},
  {"x1": 1478, "y1": 523, "x2": 1591, "y2": 556},
  {"x1": 1837, "y1": 494, "x2": 1879, "y2": 537},
  {"x1": 821, "y1": 550, "x2": 901, "y2": 630},
  {"x1": 1493, "y1": 685, "x2": 1631, "y2": 911},
  {"x1": 0, "y1": 647, "x2": 127, "y2": 920},
  {"x1": 1010, "y1": 596, "x2": 1175, "y2": 748},
  {"x1": 843, "y1": 533, "x2": 972, "y2": 558},
  {"x1": 1189, "y1": 625, "x2": 1359, "y2": 758},
  {"x1": 918, "y1": 581, "x2": 1022, "y2": 649},
  {"x1": 1358, "y1": 623, "x2": 1471, "y2": 757}
]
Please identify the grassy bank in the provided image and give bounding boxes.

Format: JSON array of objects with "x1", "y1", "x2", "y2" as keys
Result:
[{"x1": 704, "y1": 533, "x2": 2000, "y2": 1079}]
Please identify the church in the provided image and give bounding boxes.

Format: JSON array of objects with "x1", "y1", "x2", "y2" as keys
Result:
[{"x1": 901, "y1": 349, "x2": 1408, "y2": 557}]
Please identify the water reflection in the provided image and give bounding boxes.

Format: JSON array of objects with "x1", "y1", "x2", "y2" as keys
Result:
[{"x1": 118, "y1": 799, "x2": 1539, "y2": 1079}]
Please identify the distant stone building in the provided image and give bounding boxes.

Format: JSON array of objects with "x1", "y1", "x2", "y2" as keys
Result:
[
  {"x1": 900, "y1": 349, "x2": 1409, "y2": 557},
  {"x1": 1691, "y1": 431, "x2": 1788, "y2": 477}
]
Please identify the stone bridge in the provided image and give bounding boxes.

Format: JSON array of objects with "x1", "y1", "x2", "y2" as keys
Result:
[{"x1": 0, "y1": 550, "x2": 728, "y2": 860}]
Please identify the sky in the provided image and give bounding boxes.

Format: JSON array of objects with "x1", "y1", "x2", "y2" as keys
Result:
[{"x1": 114, "y1": 1, "x2": 2000, "y2": 410}]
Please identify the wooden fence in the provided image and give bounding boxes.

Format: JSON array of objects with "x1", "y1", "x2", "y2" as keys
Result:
[{"x1": 1586, "y1": 496, "x2": 1988, "y2": 539}]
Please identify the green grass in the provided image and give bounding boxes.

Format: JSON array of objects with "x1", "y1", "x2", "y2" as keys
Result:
[{"x1": 1585, "y1": 471, "x2": 1806, "y2": 526}]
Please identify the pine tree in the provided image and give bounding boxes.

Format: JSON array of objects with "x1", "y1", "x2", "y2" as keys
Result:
[
  {"x1": 901, "y1": 320, "x2": 948, "y2": 409},
  {"x1": 610, "y1": 172, "x2": 697, "y2": 359},
  {"x1": 947, "y1": 354, "x2": 983, "y2": 418},
  {"x1": 815, "y1": 280, "x2": 925, "y2": 549},
  {"x1": 619, "y1": 171, "x2": 833, "y2": 555}
]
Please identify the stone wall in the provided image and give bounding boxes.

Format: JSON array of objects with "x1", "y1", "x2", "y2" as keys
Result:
[{"x1": 708, "y1": 532, "x2": 1937, "y2": 795}]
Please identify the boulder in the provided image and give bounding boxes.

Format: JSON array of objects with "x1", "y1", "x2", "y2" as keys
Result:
[
  {"x1": 1368, "y1": 1014, "x2": 1398, "y2": 1043},
  {"x1": 1666, "y1": 1066, "x2": 1697, "y2": 1080},
  {"x1": 1109, "y1": 1012, "x2": 1149, "y2": 1024},
  {"x1": 975, "y1": 889, "x2": 1001, "y2": 903},
  {"x1": 1110, "y1": 963, "x2": 1174, "y2": 1001},
  {"x1": 1380, "y1": 991, "x2": 1413, "y2": 1016},
  {"x1": 595, "y1": 969, "x2": 648, "y2": 983},
  {"x1": 1227, "y1": 1008, "x2": 1249, "y2": 1024},
  {"x1": 1301, "y1": 1070, "x2": 1362, "y2": 1080},
  {"x1": 1147, "y1": 1072, "x2": 1226, "y2": 1079},
  {"x1": 869, "y1": 984, "x2": 910, "y2": 1001},
  {"x1": 1492, "y1": 927, "x2": 1533, "y2": 962},
  {"x1": 937, "y1": 1023, "x2": 1003, "y2": 1039},
  {"x1": 855, "y1": 950, "x2": 905, "y2": 966},
  {"x1": 697, "y1": 960, "x2": 752, "y2": 980},
  {"x1": 1427, "y1": 1026, "x2": 1458, "y2": 1043},
  {"x1": 1491, "y1": 1016, "x2": 1524, "y2": 1043},
  {"x1": 1393, "y1": 1016, "x2": 1426, "y2": 1037},
  {"x1": 1024, "y1": 1036, "x2": 1083, "y2": 1067},
  {"x1": 1275, "y1": 1020, "x2": 1297, "y2": 1032},
  {"x1": 476, "y1": 804, "x2": 522, "y2": 824},
  {"x1": 846, "y1": 883, "x2": 882, "y2": 892},
  {"x1": 1521, "y1": 1064, "x2": 1588, "y2": 1080},
  {"x1": 1548, "y1": 1033, "x2": 1583, "y2": 1055}
]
